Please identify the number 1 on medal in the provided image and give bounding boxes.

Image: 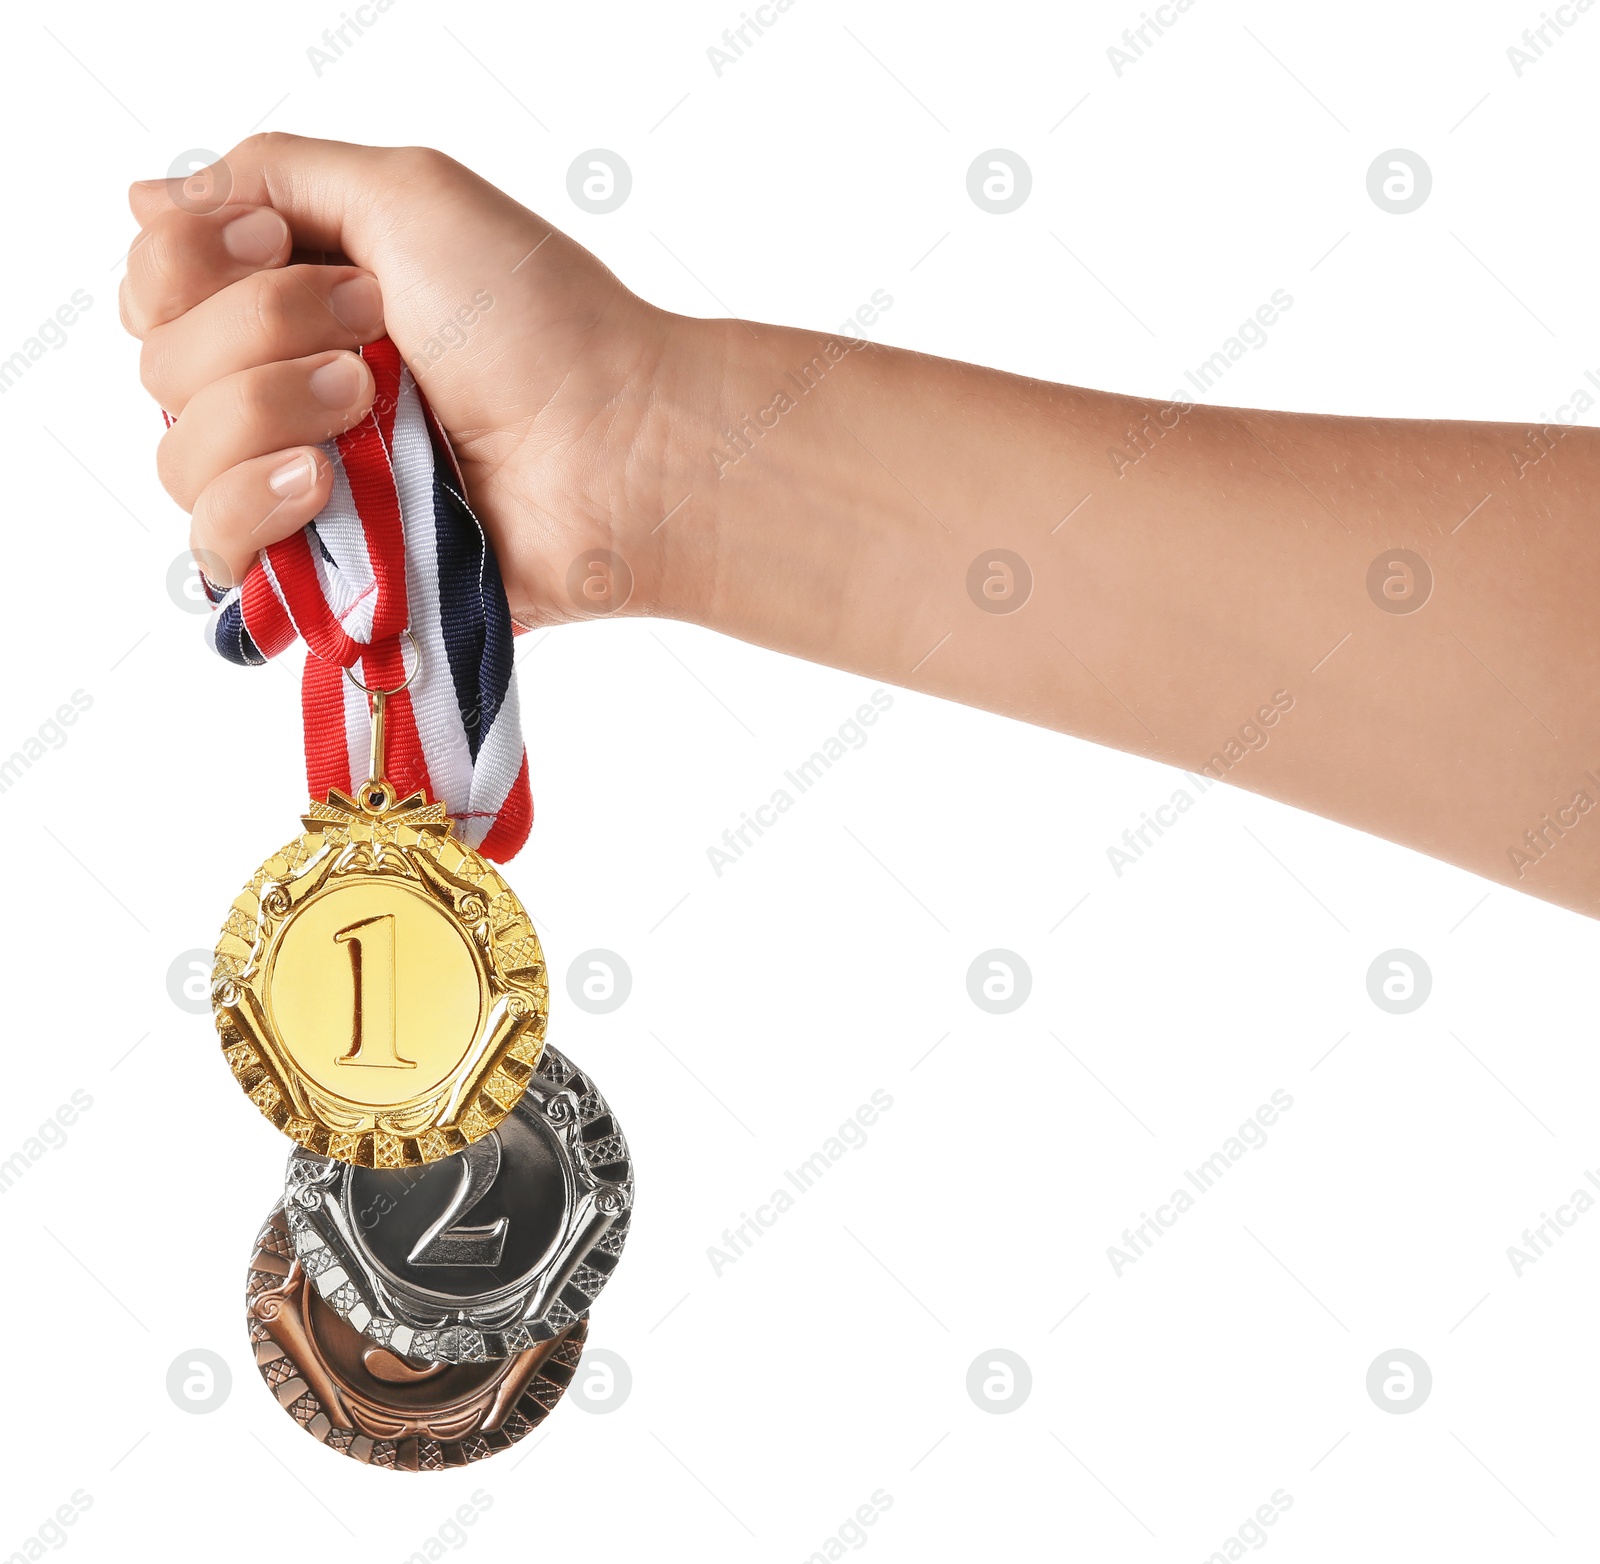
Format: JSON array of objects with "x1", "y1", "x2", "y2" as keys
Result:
[{"x1": 334, "y1": 913, "x2": 415, "y2": 1069}]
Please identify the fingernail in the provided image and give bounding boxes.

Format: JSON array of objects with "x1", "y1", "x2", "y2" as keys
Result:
[
  {"x1": 192, "y1": 546, "x2": 233, "y2": 593},
  {"x1": 308, "y1": 355, "x2": 365, "y2": 407},
  {"x1": 328, "y1": 275, "x2": 384, "y2": 336},
  {"x1": 222, "y1": 207, "x2": 288, "y2": 262},
  {"x1": 268, "y1": 452, "x2": 320, "y2": 498}
]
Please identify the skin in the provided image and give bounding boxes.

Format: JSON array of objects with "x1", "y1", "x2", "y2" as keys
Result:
[{"x1": 123, "y1": 133, "x2": 1600, "y2": 918}]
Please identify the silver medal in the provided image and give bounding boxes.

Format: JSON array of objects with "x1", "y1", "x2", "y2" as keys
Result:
[{"x1": 283, "y1": 1044, "x2": 631, "y2": 1363}]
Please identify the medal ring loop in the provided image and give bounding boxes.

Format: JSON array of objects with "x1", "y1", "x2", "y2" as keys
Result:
[{"x1": 341, "y1": 628, "x2": 422, "y2": 698}]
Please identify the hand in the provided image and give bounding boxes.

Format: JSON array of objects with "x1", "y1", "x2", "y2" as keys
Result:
[
  {"x1": 121, "y1": 135, "x2": 1600, "y2": 917},
  {"x1": 122, "y1": 132, "x2": 695, "y2": 623}
]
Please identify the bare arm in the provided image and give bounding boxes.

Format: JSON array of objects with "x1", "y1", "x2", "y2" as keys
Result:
[
  {"x1": 122, "y1": 135, "x2": 1600, "y2": 917},
  {"x1": 634, "y1": 319, "x2": 1600, "y2": 916}
]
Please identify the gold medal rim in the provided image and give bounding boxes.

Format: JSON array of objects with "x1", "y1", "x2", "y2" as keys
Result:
[{"x1": 211, "y1": 789, "x2": 548, "y2": 1167}]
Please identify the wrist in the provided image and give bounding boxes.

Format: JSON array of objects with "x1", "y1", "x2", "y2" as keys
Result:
[
  {"x1": 638, "y1": 313, "x2": 884, "y2": 636},
  {"x1": 488, "y1": 297, "x2": 719, "y2": 630},
  {"x1": 622, "y1": 309, "x2": 730, "y2": 626}
]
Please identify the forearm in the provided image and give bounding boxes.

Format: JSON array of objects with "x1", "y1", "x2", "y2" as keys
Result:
[
  {"x1": 119, "y1": 127, "x2": 1600, "y2": 916},
  {"x1": 647, "y1": 316, "x2": 1600, "y2": 916}
]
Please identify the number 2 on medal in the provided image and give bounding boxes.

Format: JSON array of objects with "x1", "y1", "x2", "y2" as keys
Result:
[
  {"x1": 408, "y1": 1135, "x2": 509, "y2": 1267},
  {"x1": 334, "y1": 913, "x2": 416, "y2": 1069}
]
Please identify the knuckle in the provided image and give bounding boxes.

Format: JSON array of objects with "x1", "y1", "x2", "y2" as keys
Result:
[
  {"x1": 127, "y1": 220, "x2": 186, "y2": 325},
  {"x1": 246, "y1": 269, "x2": 292, "y2": 348},
  {"x1": 188, "y1": 494, "x2": 247, "y2": 586},
  {"x1": 229, "y1": 365, "x2": 278, "y2": 434},
  {"x1": 238, "y1": 130, "x2": 294, "y2": 165},
  {"x1": 154, "y1": 426, "x2": 195, "y2": 509},
  {"x1": 137, "y1": 336, "x2": 170, "y2": 402},
  {"x1": 389, "y1": 144, "x2": 456, "y2": 185},
  {"x1": 188, "y1": 483, "x2": 228, "y2": 547}
]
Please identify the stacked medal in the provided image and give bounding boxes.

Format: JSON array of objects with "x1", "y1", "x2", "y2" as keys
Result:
[{"x1": 196, "y1": 340, "x2": 631, "y2": 1471}]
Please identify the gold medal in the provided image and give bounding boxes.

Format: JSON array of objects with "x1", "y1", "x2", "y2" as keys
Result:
[{"x1": 210, "y1": 641, "x2": 548, "y2": 1167}]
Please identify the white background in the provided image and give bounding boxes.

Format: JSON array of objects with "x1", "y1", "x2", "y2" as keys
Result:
[{"x1": 2, "y1": 0, "x2": 1598, "y2": 1559}]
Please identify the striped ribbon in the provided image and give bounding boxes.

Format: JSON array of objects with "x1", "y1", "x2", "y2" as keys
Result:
[{"x1": 197, "y1": 338, "x2": 532, "y2": 861}]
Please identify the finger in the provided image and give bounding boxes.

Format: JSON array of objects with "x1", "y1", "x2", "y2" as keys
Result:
[
  {"x1": 190, "y1": 446, "x2": 335, "y2": 589},
  {"x1": 130, "y1": 134, "x2": 463, "y2": 266},
  {"x1": 157, "y1": 349, "x2": 373, "y2": 510},
  {"x1": 139, "y1": 264, "x2": 385, "y2": 412},
  {"x1": 121, "y1": 203, "x2": 292, "y2": 337}
]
